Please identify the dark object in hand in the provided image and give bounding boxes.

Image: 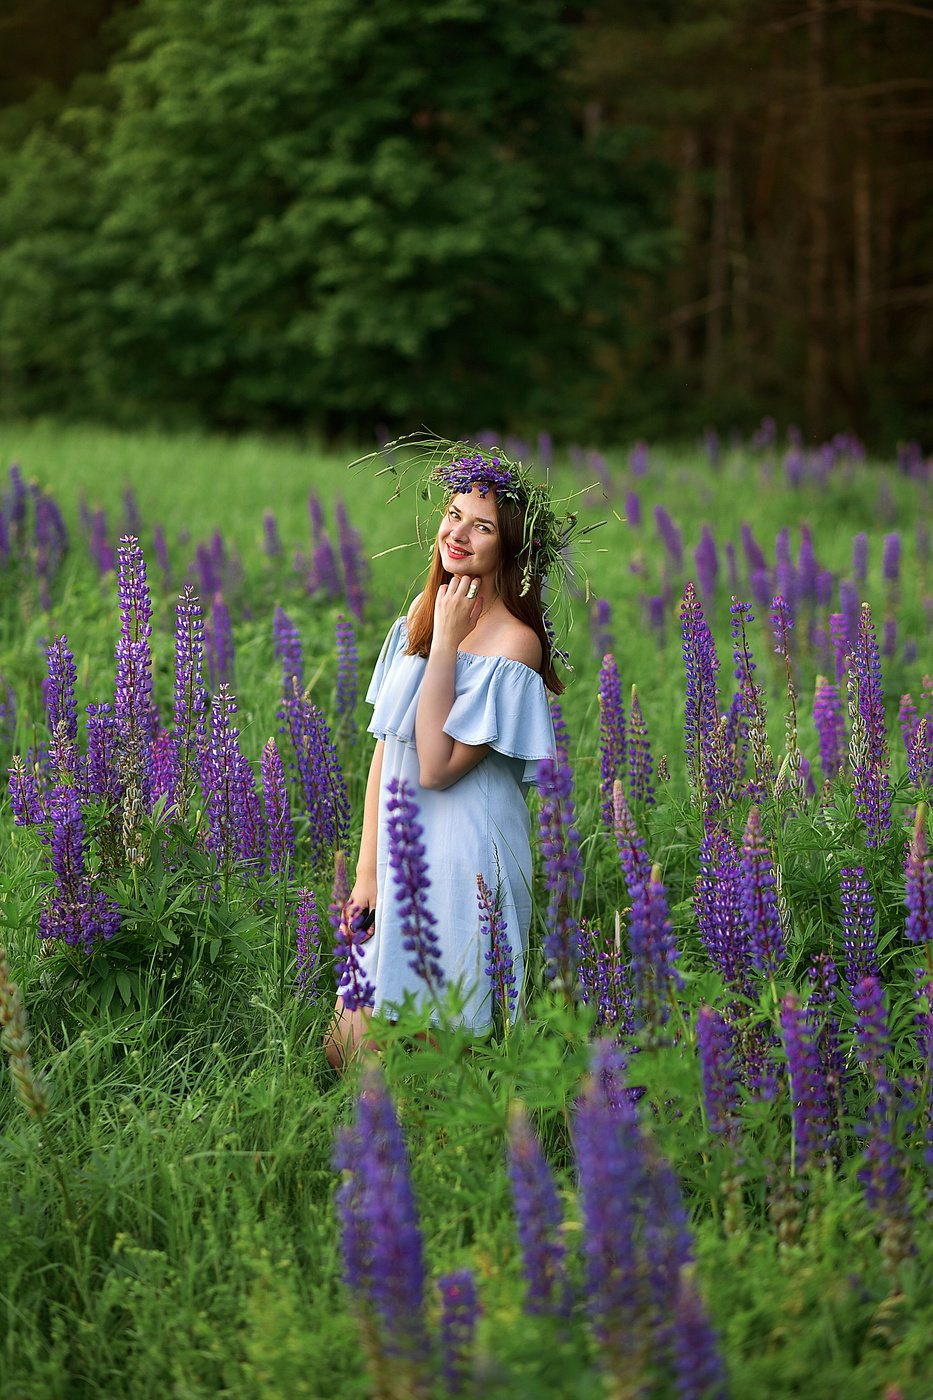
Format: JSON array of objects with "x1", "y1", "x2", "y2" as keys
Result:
[{"x1": 353, "y1": 906, "x2": 376, "y2": 933}]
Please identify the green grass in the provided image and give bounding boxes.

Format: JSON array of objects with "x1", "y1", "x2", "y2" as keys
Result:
[{"x1": 1, "y1": 422, "x2": 932, "y2": 1398}]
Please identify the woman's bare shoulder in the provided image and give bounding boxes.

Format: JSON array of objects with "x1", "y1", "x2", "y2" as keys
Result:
[
  {"x1": 497, "y1": 618, "x2": 543, "y2": 672},
  {"x1": 406, "y1": 591, "x2": 424, "y2": 624}
]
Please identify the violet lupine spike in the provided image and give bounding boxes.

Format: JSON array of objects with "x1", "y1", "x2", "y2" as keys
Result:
[
  {"x1": 882, "y1": 531, "x2": 901, "y2": 598},
  {"x1": 332, "y1": 1066, "x2": 429, "y2": 1370},
  {"x1": 628, "y1": 862, "x2": 681, "y2": 1033},
  {"x1": 740, "y1": 521, "x2": 768, "y2": 575},
  {"x1": 295, "y1": 888, "x2": 321, "y2": 1000},
  {"x1": 385, "y1": 778, "x2": 445, "y2": 997},
  {"x1": 680, "y1": 583, "x2": 727, "y2": 809},
  {"x1": 697, "y1": 1006, "x2": 741, "y2": 1134},
  {"x1": 8, "y1": 754, "x2": 43, "y2": 825},
  {"x1": 261, "y1": 737, "x2": 294, "y2": 879},
  {"x1": 309, "y1": 531, "x2": 341, "y2": 598},
  {"x1": 478, "y1": 871, "x2": 517, "y2": 1023},
  {"x1": 780, "y1": 992, "x2": 830, "y2": 1171},
  {"x1": 848, "y1": 602, "x2": 892, "y2": 847},
  {"x1": 829, "y1": 613, "x2": 849, "y2": 685},
  {"x1": 90, "y1": 509, "x2": 114, "y2": 574},
  {"x1": 840, "y1": 865, "x2": 878, "y2": 987},
  {"x1": 694, "y1": 525, "x2": 719, "y2": 604},
  {"x1": 598, "y1": 653, "x2": 626, "y2": 827},
  {"x1": 172, "y1": 587, "x2": 208, "y2": 823},
  {"x1": 44, "y1": 636, "x2": 81, "y2": 781},
  {"x1": 900, "y1": 693, "x2": 919, "y2": 755},
  {"x1": 263, "y1": 509, "x2": 283, "y2": 559},
  {"x1": 578, "y1": 922, "x2": 634, "y2": 1035},
  {"x1": 908, "y1": 716, "x2": 933, "y2": 790},
  {"x1": 537, "y1": 754, "x2": 584, "y2": 992},
  {"x1": 206, "y1": 592, "x2": 235, "y2": 692},
  {"x1": 725, "y1": 540, "x2": 738, "y2": 589},
  {"x1": 589, "y1": 598, "x2": 614, "y2": 659},
  {"x1": 774, "y1": 529, "x2": 796, "y2": 620},
  {"x1": 807, "y1": 953, "x2": 846, "y2": 1152},
  {"x1": 852, "y1": 976, "x2": 912, "y2": 1262},
  {"x1": 331, "y1": 849, "x2": 376, "y2": 1012},
  {"x1": 840, "y1": 578, "x2": 860, "y2": 651},
  {"x1": 671, "y1": 1270, "x2": 727, "y2": 1400},
  {"x1": 813, "y1": 675, "x2": 846, "y2": 783},
  {"x1": 740, "y1": 806, "x2": 785, "y2": 977},
  {"x1": 200, "y1": 685, "x2": 248, "y2": 874},
  {"x1": 694, "y1": 824, "x2": 750, "y2": 993},
  {"x1": 797, "y1": 524, "x2": 817, "y2": 606},
  {"x1": 115, "y1": 536, "x2": 157, "y2": 862},
  {"x1": 335, "y1": 497, "x2": 366, "y2": 620},
  {"x1": 905, "y1": 804, "x2": 933, "y2": 947},
  {"x1": 86, "y1": 703, "x2": 120, "y2": 805},
  {"x1": 549, "y1": 695, "x2": 570, "y2": 763},
  {"x1": 730, "y1": 597, "x2": 771, "y2": 801},
  {"x1": 335, "y1": 614, "x2": 358, "y2": 736},
  {"x1": 285, "y1": 682, "x2": 351, "y2": 876},
  {"x1": 628, "y1": 685, "x2": 655, "y2": 808},
  {"x1": 151, "y1": 727, "x2": 178, "y2": 809},
  {"x1": 625, "y1": 490, "x2": 641, "y2": 527},
  {"x1": 852, "y1": 531, "x2": 869, "y2": 583},
  {"x1": 273, "y1": 606, "x2": 303, "y2": 698},
  {"x1": 654, "y1": 505, "x2": 683, "y2": 571},
  {"x1": 507, "y1": 1104, "x2": 569, "y2": 1317},
  {"x1": 235, "y1": 754, "x2": 265, "y2": 875},
  {"x1": 38, "y1": 786, "x2": 119, "y2": 952},
  {"x1": 437, "y1": 1272, "x2": 479, "y2": 1396},
  {"x1": 613, "y1": 780, "x2": 652, "y2": 893}
]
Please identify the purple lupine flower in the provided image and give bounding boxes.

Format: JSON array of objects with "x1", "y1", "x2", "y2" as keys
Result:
[
  {"x1": 741, "y1": 522, "x2": 767, "y2": 576},
  {"x1": 437, "y1": 1272, "x2": 478, "y2": 1395},
  {"x1": 741, "y1": 806, "x2": 785, "y2": 977},
  {"x1": 90, "y1": 509, "x2": 115, "y2": 575},
  {"x1": 852, "y1": 532, "x2": 869, "y2": 583},
  {"x1": 331, "y1": 849, "x2": 376, "y2": 1012},
  {"x1": 730, "y1": 597, "x2": 772, "y2": 801},
  {"x1": 335, "y1": 615, "x2": 358, "y2": 735},
  {"x1": 478, "y1": 872, "x2": 517, "y2": 1023},
  {"x1": 575, "y1": 1041, "x2": 651, "y2": 1366},
  {"x1": 774, "y1": 530, "x2": 796, "y2": 620},
  {"x1": 807, "y1": 954, "x2": 846, "y2": 1149},
  {"x1": 908, "y1": 716, "x2": 933, "y2": 790},
  {"x1": 283, "y1": 678, "x2": 350, "y2": 868},
  {"x1": 86, "y1": 703, "x2": 120, "y2": 805},
  {"x1": 598, "y1": 653, "x2": 626, "y2": 827},
  {"x1": 785, "y1": 446, "x2": 804, "y2": 488},
  {"x1": 750, "y1": 567, "x2": 771, "y2": 613},
  {"x1": 115, "y1": 537, "x2": 156, "y2": 862},
  {"x1": 680, "y1": 582, "x2": 726, "y2": 807},
  {"x1": 578, "y1": 923, "x2": 634, "y2": 1035},
  {"x1": 151, "y1": 524, "x2": 170, "y2": 586},
  {"x1": 335, "y1": 498, "x2": 366, "y2": 620},
  {"x1": 917, "y1": 519, "x2": 931, "y2": 572},
  {"x1": 195, "y1": 542, "x2": 218, "y2": 599},
  {"x1": 308, "y1": 490, "x2": 325, "y2": 546},
  {"x1": 753, "y1": 415, "x2": 776, "y2": 451},
  {"x1": 309, "y1": 531, "x2": 340, "y2": 598},
  {"x1": 815, "y1": 568, "x2": 834, "y2": 608},
  {"x1": 235, "y1": 753, "x2": 265, "y2": 874},
  {"x1": 8, "y1": 754, "x2": 43, "y2": 825},
  {"x1": 613, "y1": 780, "x2": 652, "y2": 894},
  {"x1": 672, "y1": 1271, "x2": 727, "y2": 1400},
  {"x1": 38, "y1": 786, "x2": 120, "y2": 951},
  {"x1": 694, "y1": 824, "x2": 749, "y2": 992},
  {"x1": 385, "y1": 778, "x2": 444, "y2": 997},
  {"x1": 780, "y1": 992, "x2": 830, "y2": 1170},
  {"x1": 770, "y1": 593, "x2": 794, "y2": 661},
  {"x1": 882, "y1": 532, "x2": 901, "y2": 593},
  {"x1": 900, "y1": 693, "x2": 918, "y2": 756},
  {"x1": 829, "y1": 613, "x2": 849, "y2": 684},
  {"x1": 44, "y1": 636, "x2": 80, "y2": 780},
  {"x1": 332, "y1": 1066, "x2": 428, "y2": 1368},
  {"x1": 7, "y1": 463, "x2": 26, "y2": 550},
  {"x1": 590, "y1": 598, "x2": 614, "y2": 658},
  {"x1": 200, "y1": 685, "x2": 248, "y2": 873},
  {"x1": 840, "y1": 579, "x2": 860, "y2": 652},
  {"x1": 797, "y1": 524, "x2": 817, "y2": 606},
  {"x1": 172, "y1": 587, "x2": 207, "y2": 823},
  {"x1": 625, "y1": 490, "x2": 641, "y2": 527},
  {"x1": 697, "y1": 1005, "x2": 741, "y2": 1133},
  {"x1": 882, "y1": 615, "x2": 898, "y2": 658},
  {"x1": 629, "y1": 441, "x2": 649, "y2": 477},
  {"x1": 295, "y1": 888, "x2": 320, "y2": 999},
  {"x1": 655, "y1": 505, "x2": 683, "y2": 571},
  {"x1": 852, "y1": 977, "x2": 911, "y2": 1255},
  {"x1": 205, "y1": 592, "x2": 234, "y2": 693},
  {"x1": 549, "y1": 695, "x2": 569, "y2": 763},
  {"x1": 151, "y1": 726, "x2": 178, "y2": 809},
  {"x1": 647, "y1": 594, "x2": 665, "y2": 645},
  {"x1": 262, "y1": 737, "x2": 294, "y2": 879},
  {"x1": 122, "y1": 486, "x2": 142, "y2": 534},
  {"x1": 722, "y1": 542, "x2": 738, "y2": 594},
  {"x1": 507, "y1": 1105, "x2": 569, "y2": 1316},
  {"x1": 906, "y1": 805, "x2": 933, "y2": 946},
  {"x1": 694, "y1": 526, "x2": 719, "y2": 604},
  {"x1": 537, "y1": 754, "x2": 583, "y2": 991},
  {"x1": 628, "y1": 862, "x2": 681, "y2": 1032},
  {"x1": 813, "y1": 675, "x2": 846, "y2": 783},
  {"x1": 263, "y1": 510, "x2": 283, "y2": 559},
  {"x1": 273, "y1": 606, "x2": 303, "y2": 698},
  {"x1": 848, "y1": 602, "x2": 892, "y2": 847},
  {"x1": 840, "y1": 866, "x2": 877, "y2": 986},
  {"x1": 628, "y1": 685, "x2": 655, "y2": 808}
]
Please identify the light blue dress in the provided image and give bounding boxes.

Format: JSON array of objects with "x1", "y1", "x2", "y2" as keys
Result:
[{"x1": 358, "y1": 617, "x2": 556, "y2": 1032}]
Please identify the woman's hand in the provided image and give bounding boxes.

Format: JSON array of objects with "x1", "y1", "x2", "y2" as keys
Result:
[
  {"x1": 348, "y1": 877, "x2": 378, "y2": 942},
  {"x1": 432, "y1": 573, "x2": 484, "y2": 655}
]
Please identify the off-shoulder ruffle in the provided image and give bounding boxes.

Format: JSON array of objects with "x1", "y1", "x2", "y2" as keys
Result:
[{"x1": 366, "y1": 617, "x2": 556, "y2": 784}]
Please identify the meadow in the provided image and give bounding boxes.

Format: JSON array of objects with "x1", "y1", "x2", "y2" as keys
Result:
[{"x1": 0, "y1": 419, "x2": 932, "y2": 1400}]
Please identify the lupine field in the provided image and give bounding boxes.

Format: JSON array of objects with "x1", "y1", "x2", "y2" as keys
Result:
[{"x1": 2, "y1": 419, "x2": 933, "y2": 1399}]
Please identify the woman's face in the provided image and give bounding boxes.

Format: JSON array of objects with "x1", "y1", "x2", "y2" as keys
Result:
[{"x1": 437, "y1": 488, "x2": 501, "y2": 581}]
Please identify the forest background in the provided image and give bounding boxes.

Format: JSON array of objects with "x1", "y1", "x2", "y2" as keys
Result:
[{"x1": 1, "y1": 0, "x2": 932, "y2": 450}]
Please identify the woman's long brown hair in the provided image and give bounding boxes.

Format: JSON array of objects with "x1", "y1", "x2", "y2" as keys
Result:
[{"x1": 404, "y1": 490, "x2": 565, "y2": 695}]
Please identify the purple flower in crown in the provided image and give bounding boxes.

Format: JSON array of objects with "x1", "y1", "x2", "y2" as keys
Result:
[
  {"x1": 433, "y1": 454, "x2": 516, "y2": 501},
  {"x1": 507, "y1": 1104, "x2": 569, "y2": 1317},
  {"x1": 598, "y1": 653, "x2": 626, "y2": 827},
  {"x1": 537, "y1": 754, "x2": 584, "y2": 991},
  {"x1": 478, "y1": 871, "x2": 517, "y2": 1024},
  {"x1": 263, "y1": 510, "x2": 283, "y2": 559},
  {"x1": 629, "y1": 440, "x2": 649, "y2": 477},
  {"x1": 295, "y1": 888, "x2": 320, "y2": 999},
  {"x1": 335, "y1": 615, "x2": 358, "y2": 735},
  {"x1": 385, "y1": 778, "x2": 444, "y2": 998},
  {"x1": 840, "y1": 865, "x2": 877, "y2": 986},
  {"x1": 261, "y1": 737, "x2": 294, "y2": 879},
  {"x1": 437, "y1": 1272, "x2": 478, "y2": 1396},
  {"x1": 813, "y1": 675, "x2": 846, "y2": 783},
  {"x1": 195, "y1": 541, "x2": 218, "y2": 598},
  {"x1": 697, "y1": 1006, "x2": 740, "y2": 1134},
  {"x1": 331, "y1": 850, "x2": 375, "y2": 1012},
  {"x1": 332, "y1": 1066, "x2": 429, "y2": 1371},
  {"x1": 905, "y1": 805, "x2": 933, "y2": 947},
  {"x1": 172, "y1": 587, "x2": 208, "y2": 822},
  {"x1": 780, "y1": 991, "x2": 831, "y2": 1170},
  {"x1": 90, "y1": 510, "x2": 114, "y2": 575},
  {"x1": 628, "y1": 685, "x2": 655, "y2": 808},
  {"x1": 740, "y1": 806, "x2": 785, "y2": 977}
]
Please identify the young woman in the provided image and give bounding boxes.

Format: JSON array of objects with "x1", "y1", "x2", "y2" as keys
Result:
[{"x1": 324, "y1": 450, "x2": 569, "y2": 1068}]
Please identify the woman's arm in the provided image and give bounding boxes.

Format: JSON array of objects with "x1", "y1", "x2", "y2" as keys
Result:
[
  {"x1": 415, "y1": 574, "x2": 488, "y2": 791},
  {"x1": 348, "y1": 739, "x2": 384, "y2": 920}
]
